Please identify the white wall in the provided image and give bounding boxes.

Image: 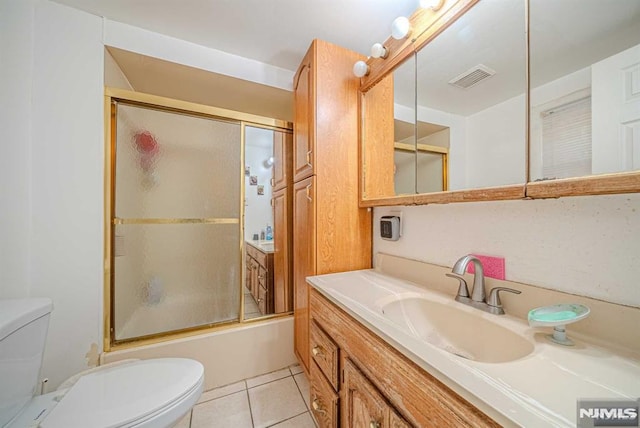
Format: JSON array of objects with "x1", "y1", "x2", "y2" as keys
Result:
[
  {"x1": 374, "y1": 193, "x2": 640, "y2": 308},
  {"x1": 29, "y1": 0, "x2": 105, "y2": 388},
  {"x1": 465, "y1": 94, "x2": 526, "y2": 188},
  {"x1": 244, "y1": 127, "x2": 274, "y2": 241},
  {"x1": 0, "y1": 0, "x2": 36, "y2": 298}
]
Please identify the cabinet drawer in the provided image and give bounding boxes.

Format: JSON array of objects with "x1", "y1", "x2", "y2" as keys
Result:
[
  {"x1": 255, "y1": 250, "x2": 267, "y2": 268},
  {"x1": 310, "y1": 319, "x2": 339, "y2": 391},
  {"x1": 310, "y1": 361, "x2": 338, "y2": 428},
  {"x1": 246, "y1": 245, "x2": 257, "y2": 260}
]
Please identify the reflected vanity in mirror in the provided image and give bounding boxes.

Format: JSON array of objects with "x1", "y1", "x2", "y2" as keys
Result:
[
  {"x1": 361, "y1": 0, "x2": 527, "y2": 204},
  {"x1": 243, "y1": 126, "x2": 293, "y2": 320},
  {"x1": 528, "y1": 0, "x2": 640, "y2": 195}
]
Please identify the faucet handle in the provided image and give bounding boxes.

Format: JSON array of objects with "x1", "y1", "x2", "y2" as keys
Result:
[
  {"x1": 445, "y1": 273, "x2": 470, "y2": 299},
  {"x1": 487, "y1": 287, "x2": 521, "y2": 309}
]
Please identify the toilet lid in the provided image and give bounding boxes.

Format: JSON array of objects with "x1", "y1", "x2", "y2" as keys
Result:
[{"x1": 41, "y1": 358, "x2": 204, "y2": 428}]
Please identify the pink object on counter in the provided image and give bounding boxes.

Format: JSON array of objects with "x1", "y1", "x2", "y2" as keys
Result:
[{"x1": 467, "y1": 254, "x2": 505, "y2": 280}]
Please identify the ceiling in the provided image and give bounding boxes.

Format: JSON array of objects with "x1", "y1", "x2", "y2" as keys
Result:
[
  {"x1": 57, "y1": 0, "x2": 640, "y2": 120},
  {"x1": 53, "y1": 0, "x2": 418, "y2": 72}
]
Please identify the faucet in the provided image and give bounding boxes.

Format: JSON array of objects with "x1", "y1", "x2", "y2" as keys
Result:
[{"x1": 446, "y1": 254, "x2": 521, "y2": 315}]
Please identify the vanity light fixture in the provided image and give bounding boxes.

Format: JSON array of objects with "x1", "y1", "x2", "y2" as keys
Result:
[
  {"x1": 420, "y1": 0, "x2": 445, "y2": 11},
  {"x1": 370, "y1": 43, "x2": 389, "y2": 59},
  {"x1": 391, "y1": 16, "x2": 411, "y2": 40},
  {"x1": 353, "y1": 60, "x2": 370, "y2": 77}
]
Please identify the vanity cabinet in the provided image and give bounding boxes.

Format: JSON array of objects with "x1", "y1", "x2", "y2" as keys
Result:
[
  {"x1": 292, "y1": 39, "x2": 372, "y2": 373},
  {"x1": 245, "y1": 243, "x2": 274, "y2": 315},
  {"x1": 309, "y1": 288, "x2": 499, "y2": 427}
]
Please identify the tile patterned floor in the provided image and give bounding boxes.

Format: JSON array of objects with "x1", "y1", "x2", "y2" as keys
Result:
[{"x1": 175, "y1": 364, "x2": 315, "y2": 428}]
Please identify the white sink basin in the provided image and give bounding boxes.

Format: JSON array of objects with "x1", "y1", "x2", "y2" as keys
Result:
[{"x1": 381, "y1": 297, "x2": 534, "y2": 363}]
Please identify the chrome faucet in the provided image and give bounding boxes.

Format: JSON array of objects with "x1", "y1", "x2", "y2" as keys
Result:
[{"x1": 446, "y1": 254, "x2": 521, "y2": 315}]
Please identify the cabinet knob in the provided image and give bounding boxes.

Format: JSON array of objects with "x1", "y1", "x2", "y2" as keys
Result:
[
  {"x1": 258, "y1": 274, "x2": 265, "y2": 280},
  {"x1": 257, "y1": 298, "x2": 263, "y2": 303},
  {"x1": 369, "y1": 421, "x2": 381, "y2": 428},
  {"x1": 312, "y1": 345, "x2": 323, "y2": 357},
  {"x1": 312, "y1": 398, "x2": 326, "y2": 415}
]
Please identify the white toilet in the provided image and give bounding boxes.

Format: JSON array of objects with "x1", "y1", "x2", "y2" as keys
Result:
[{"x1": 0, "y1": 298, "x2": 204, "y2": 428}]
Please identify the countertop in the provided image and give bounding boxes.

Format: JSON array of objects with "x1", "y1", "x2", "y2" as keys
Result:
[
  {"x1": 246, "y1": 240, "x2": 274, "y2": 254},
  {"x1": 307, "y1": 269, "x2": 640, "y2": 427}
]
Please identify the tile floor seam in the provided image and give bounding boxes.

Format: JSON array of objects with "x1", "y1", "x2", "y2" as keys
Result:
[
  {"x1": 246, "y1": 387, "x2": 256, "y2": 428},
  {"x1": 247, "y1": 372, "x2": 293, "y2": 390},
  {"x1": 265, "y1": 410, "x2": 309, "y2": 428},
  {"x1": 292, "y1": 374, "x2": 310, "y2": 411},
  {"x1": 198, "y1": 386, "x2": 248, "y2": 404}
]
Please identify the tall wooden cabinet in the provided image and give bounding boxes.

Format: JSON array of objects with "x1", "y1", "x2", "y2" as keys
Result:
[
  {"x1": 292, "y1": 39, "x2": 372, "y2": 373},
  {"x1": 272, "y1": 132, "x2": 293, "y2": 314}
]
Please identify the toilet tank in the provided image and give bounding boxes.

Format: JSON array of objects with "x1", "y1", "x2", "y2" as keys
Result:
[{"x1": 0, "y1": 298, "x2": 53, "y2": 427}]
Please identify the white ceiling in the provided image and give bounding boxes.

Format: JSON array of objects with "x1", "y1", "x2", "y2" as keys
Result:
[
  {"x1": 55, "y1": 0, "x2": 640, "y2": 119},
  {"x1": 52, "y1": 0, "x2": 418, "y2": 71}
]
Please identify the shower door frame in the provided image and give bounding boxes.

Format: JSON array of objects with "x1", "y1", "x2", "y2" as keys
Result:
[{"x1": 104, "y1": 87, "x2": 293, "y2": 351}]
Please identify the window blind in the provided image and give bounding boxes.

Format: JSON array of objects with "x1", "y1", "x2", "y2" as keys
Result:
[{"x1": 541, "y1": 96, "x2": 592, "y2": 179}]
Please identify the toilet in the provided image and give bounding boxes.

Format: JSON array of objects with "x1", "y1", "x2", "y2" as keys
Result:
[{"x1": 0, "y1": 298, "x2": 204, "y2": 428}]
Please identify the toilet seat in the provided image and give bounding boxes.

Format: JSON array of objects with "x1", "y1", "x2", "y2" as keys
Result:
[{"x1": 40, "y1": 358, "x2": 204, "y2": 428}]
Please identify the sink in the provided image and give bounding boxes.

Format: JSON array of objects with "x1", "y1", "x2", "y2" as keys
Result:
[
  {"x1": 381, "y1": 297, "x2": 534, "y2": 363},
  {"x1": 259, "y1": 242, "x2": 274, "y2": 252}
]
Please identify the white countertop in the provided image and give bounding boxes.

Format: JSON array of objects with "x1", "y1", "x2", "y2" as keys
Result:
[
  {"x1": 307, "y1": 269, "x2": 640, "y2": 427},
  {"x1": 246, "y1": 240, "x2": 274, "y2": 253}
]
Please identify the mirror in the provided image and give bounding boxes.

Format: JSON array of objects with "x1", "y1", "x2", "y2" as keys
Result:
[
  {"x1": 361, "y1": 0, "x2": 527, "y2": 201},
  {"x1": 415, "y1": 0, "x2": 526, "y2": 191},
  {"x1": 393, "y1": 54, "x2": 417, "y2": 195},
  {"x1": 529, "y1": 0, "x2": 640, "y2": 181},
  {"x1": 243, "y1": 126, "x2": 292, "y2": 320}
]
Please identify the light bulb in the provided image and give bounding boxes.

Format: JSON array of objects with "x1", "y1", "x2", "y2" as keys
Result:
[
  {"x1": 353, "y1": 61, "x2": 370, "y2": 78},
  {"x1": 391, "y1": 16, "x2": 411, "y2": 40},
  {"x1": 370, "y1": 43, "x2": 388, "y2": 59},
  {"x1": 420, "y1": 0, "x2": 445, "y2": 10}
]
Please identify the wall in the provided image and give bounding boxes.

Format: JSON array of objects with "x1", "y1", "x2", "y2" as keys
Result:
[
  {"x1": 244, "y1": 127, "x2": 275, "y2": 241},
  {"x1": 374, "y1": 193, "x2": 640, "y2": 308},
  {"x1": 0, "y1": 0, "x2": 35, "y2": 298},
  {"x1": 30, "y1": 0, "x2": 104, "y2": 388},
  {"x1": 465, "y1": 94, "x2": 526, "y2": 188}
]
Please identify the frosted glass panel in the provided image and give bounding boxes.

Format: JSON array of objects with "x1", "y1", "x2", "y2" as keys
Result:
[
  {"x1": 115, "y1": 103, "x2": 241, "y2": 219},
  {"x1": 113, "y1": 223, "x2": 240, "y2": 340},
  {"x1": 417, "y1": 152, "x2": 444, "y2": 194}
]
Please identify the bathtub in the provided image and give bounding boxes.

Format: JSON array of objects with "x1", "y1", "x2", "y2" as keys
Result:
[{"x1": 103, "y1": 316, "x2": 296, "y2": 391}]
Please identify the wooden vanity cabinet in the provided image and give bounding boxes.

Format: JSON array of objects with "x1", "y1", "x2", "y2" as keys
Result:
[
  {"x1": 343, "y1": 358, "x2": 410, "y2": 428},
  {"x1": 309, "y1": 288, "x2": 500, "y2": 428},
  {"x1": 292, "y1": 39, "x2": 372, "y2": 374},
  {"x1": 245, "y1": 243, "x2": 274, "y2": 315}
]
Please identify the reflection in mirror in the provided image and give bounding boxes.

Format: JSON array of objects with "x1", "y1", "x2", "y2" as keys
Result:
[
  {"x1": 243, "y1": 126, "x2": 293, "y2": 320},
  {"x1": 529, "y1": 1, "x2": 640, "y2": 181},
  {"x1": 415, "y1": 0, "x2": 526, "y2": 191},
  {"x1": 362, "y1": 54, "x2": 416, "y2": 198},
  {"x1": 393, "y1": 55, "x2": 417, "y2": 195}
]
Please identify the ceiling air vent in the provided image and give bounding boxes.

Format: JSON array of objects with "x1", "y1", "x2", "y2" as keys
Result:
[{"x1": 448, "y1": 64, "x2": 496, "y2": 89}]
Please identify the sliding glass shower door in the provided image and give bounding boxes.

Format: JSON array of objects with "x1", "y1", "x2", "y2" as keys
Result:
[{"x1": 111, "y1": 102, "x2": 241, "y2": 342}]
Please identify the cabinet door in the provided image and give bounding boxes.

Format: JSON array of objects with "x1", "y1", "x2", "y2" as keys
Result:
[
  {"x1": 273, "y1": 187, "x2": 291, "y2": 313},
  {"x1": 250, "y1": 259, "x2": 259, "y2": 301},
  {"x1": 293, "y1": 176, "x2": 316, "y2": 371},
  {"x1": 293, "y1": 56, "x2": 314, "y2": 182},
  {"x1": 273, "y1": 132, "x2": 292, "y2": 191},
  {"x1": 343, "y1": 358, "x2": 410, "y2": 428},
  {"x1": 310, "y1": 361, "x2": 339, "y2": 428}
]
